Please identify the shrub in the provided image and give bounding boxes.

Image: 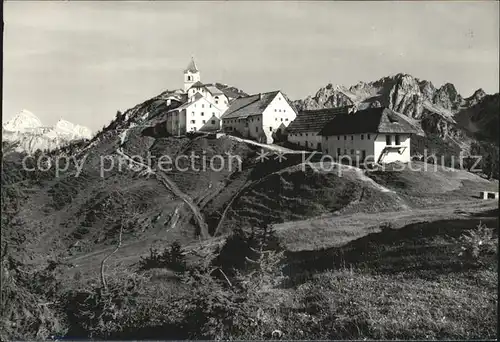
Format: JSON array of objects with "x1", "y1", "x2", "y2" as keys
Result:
[
  {"x1": 62, "y1": 273, "x2": 151, "y2": 339},
  {"x1": 138, "y1": 241, "x2": 187, "y2": 272},
  {"x1": 0, "y1": 256, "x2": 67, "y2": 340},
  {"x1": 458, "y1": 222, "x2": 497, "y2": 266}
]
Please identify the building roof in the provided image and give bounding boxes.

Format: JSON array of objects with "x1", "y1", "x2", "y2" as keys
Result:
[
  {"x1": 221, "y1": 91, "x2": 280, "y2": 119},
  {"x1": 203, "y1": 85, "x2": 224, "y2": 96},
  {"x1": 286, "y1": 107, "x2": 351, "y2": 133},
  {"x1": 189, "y1": 81, "x2": 205, "y2": 89},
  {"x1": 220, "y1": 87, "x2": 244, "y2": 100},
  {"x1": 184, "y1": 57, "x2": 199, "y2": 73},
  {"x1": 167, "y1": 93, "x2": 204, "y2": 112},
  {"x1": 318, "y1": 107, "x2": 420, "y2": 136}
]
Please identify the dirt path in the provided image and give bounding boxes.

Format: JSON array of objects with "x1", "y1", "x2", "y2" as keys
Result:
[
  {"x1": 116, "y1": 147, "x2": 209, "y2": 238},
  {"x1": 116, "y1": 124, "x2": 209, "y2": 238},
  {"x1": 224, "y1": 134, "x2": 303, "y2": 153}
]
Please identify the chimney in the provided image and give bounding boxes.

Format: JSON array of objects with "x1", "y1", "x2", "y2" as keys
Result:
[{"x1": 259, "y1": 93, "x2": 262, "y2": 100}]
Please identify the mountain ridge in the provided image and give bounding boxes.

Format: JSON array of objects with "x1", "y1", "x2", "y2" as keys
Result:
[{"x1": 2, "y1": 109, "x2": 93, "y2": 153}]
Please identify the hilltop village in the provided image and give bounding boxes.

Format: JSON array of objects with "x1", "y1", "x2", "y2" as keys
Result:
[{"x1": 161, "y1": 58, "x2": 417, "y2": 164}]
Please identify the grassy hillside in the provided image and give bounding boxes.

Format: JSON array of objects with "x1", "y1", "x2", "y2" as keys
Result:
[{"x1": 2, "y1": 90, "x2": 498, "y2": 340}]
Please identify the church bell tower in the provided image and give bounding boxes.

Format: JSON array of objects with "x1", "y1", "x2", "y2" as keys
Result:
[{"x1": 184, "y1": 57, "x2": 201, "y2": 92}]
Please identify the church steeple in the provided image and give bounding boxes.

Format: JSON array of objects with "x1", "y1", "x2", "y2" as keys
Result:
[
  {"x1": 184, "y1": 56, "x2": 201, "y2": 91},
  {"x1": 184, "y1": 57, "x2": 199, "y2": 73}
]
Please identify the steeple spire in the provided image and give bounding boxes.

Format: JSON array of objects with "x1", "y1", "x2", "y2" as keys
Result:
[{"x1": 184, "y1": 56, "x2": 199, "y2": 73}]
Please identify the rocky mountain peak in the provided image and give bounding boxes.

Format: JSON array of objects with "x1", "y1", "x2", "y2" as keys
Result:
[
  {"x1": 3, "y1": 109, "x2": 43, "y2": 132},
  {"x1": 472, "y1": 88, "x2": 487, "y2": 98},
  {"x1": 293, "y1": 73, "x2": 497, "y2": 123},
  {"x1": 433, "y1": 83, "x2": 462, "y2": 111}
]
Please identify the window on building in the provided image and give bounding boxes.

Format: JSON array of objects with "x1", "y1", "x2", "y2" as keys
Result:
[
  {"x1": 337, "y1": 148, "x2": 341, "y2": 156},
  {"x1": 386, "y1": 135, "x2": 392, "y2": 145},
  {"x1": 305, "y1": 133, "x2": 308, "y2": 137},
  {"x1": 325, "y1": 136, "x2": 328, "y2": 141},
  {"x1": 269, "y1": 127, "x2": 272, "y2": 132},
  {"x1": 210, "y1": 104, "x2": 212, "y2": 108},
  {"x1": 192, "y1": 112, "x2": 195, "y2": 116},
  {"x1": 202, "y1": 120, "x2": 206, "y2": 124},
  {"x1": 211, "y1": 120, "x2": 216, "y2": 124},
  {"x1": 191, "y1": 120, "x2": 195, "y2": 124},
  {"x1": 351, "y1": 135, "x2": 354, "y2": 140},
  {"x1": 281, "y1": 118, "x2": 283, "y2": 121},
  {"x1": 274, "y1": 109, "x2": 277, "y2": 112},
  {"x1": 395, "y1": 134, "x2": 400, "y2": 145},
  {"x1": 361, "y1": 134, "x2": 364, "y2": 140},
  {"x1": 285, "y1": 118, "x2": 288, "y2": 121},
  {"x1": 350, "y1": 149, "x2": 354, "y2": 155},
  {"x1": 202, "y1": 104, "x2": 205, "y2": 108},
  {"x1": 275, "y1": 118, "x2": 278, "y2": 121},
  {"x1": 187, "y1": 76, "x2": 191, "y2": 81},
  {"x1": 215, "y1": 100, "x2": 219, "y2": 104},
  {"x1": 215, "y1": 96, "x2": 219, "y2": 100},
  {"x1": 212, "y1": 112, "x2": 215, "y2": 116},
  {"x1": 279, "y1": 109, "x2": 282, "y2": 112},
  {"x1": 337, "y1": 136, "x2": 340, "y2": 140},
  {"x1": 201, "y1": 112, "x2": 204, "y2": 116},
  {"x1": 325, "y1": 148, "x2": 328, "y2": 154},
  {"x1": 256, "y1": 127, "x2": 259, "y2": 132},
  {"x1": 344, "y1": 149, "x2": 347, "y2": 155},
  {"x1": 344, "y1": 135, "x2": 347, "y2": 140},
  {"x1": 367, "y1": 134, "x2": 371, "y2": 140}
]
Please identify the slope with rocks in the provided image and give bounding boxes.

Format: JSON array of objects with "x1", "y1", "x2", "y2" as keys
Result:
[{"x1": 454, "y1": 93, "x2": 499, "y2": 142}]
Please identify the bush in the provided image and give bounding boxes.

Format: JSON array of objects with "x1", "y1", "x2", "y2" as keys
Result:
[
  {"x1": 138, "y1": 241, "x2": 187, "y2": 272},
  {"x1": 62, "y1": 273, "x2": 151, "y2": 339},
  {"x1": 0, "y1": 256, "x2": 67, "y2": 340},
  {"x1": 458, "y1": 222, "x2": 497, "y2": 266}
]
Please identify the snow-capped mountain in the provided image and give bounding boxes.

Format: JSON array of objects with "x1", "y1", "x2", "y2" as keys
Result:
[
  {"x1": 2, "y1": 110, "x2": 93, "y2": 154},
  {"x1": 3, "y1": 109, "x2": 43, "y2": 132}
]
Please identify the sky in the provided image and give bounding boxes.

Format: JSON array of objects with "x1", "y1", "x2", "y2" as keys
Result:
[{"x1": 3, "y1": 1, "x2": 499, "y2": 132}]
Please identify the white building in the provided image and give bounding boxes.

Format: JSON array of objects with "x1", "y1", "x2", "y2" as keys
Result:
[
  {"x1": 221, "y1": 91, "x2": 298, "y2": 144},
  {"x1": 187, "y1": 81, "x2": 230, "y2": 113},
  {"x1": 165, "y1": 93, "x2": 225, "y2": 135},
  {"x1": 287, "y1": 107, "x2": 351, "y2": 151},
  {"x1": 163, "y1": 58, "x2": 243, "y2": 135},
  {"x1": 319, "y1": 107, "x2": 418, "y2": 164}
]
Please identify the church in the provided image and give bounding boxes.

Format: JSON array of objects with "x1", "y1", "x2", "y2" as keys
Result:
[
  {"x1": 164, "y1": 58, "x2": 297, "y2": 143},
  {"x1": 164, "y1": 58, "x2": 238, "y2": 135}
]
